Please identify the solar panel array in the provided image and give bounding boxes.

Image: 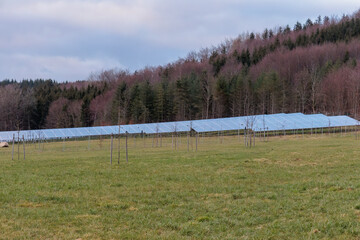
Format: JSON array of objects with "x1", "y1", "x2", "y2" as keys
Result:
[{"x1": 0, "y1": 113, "x2": 358, "y2": 142}]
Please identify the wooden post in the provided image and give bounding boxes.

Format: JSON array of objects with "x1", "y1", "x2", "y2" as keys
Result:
[
  {"x1": 249, "y1": 130, "x2": 252, "y2": 148},
  {"x1": 156, "y1": 133, "x2": 158, "y2": 147},
  {"x1": 126, "y1": 132, "x2": 128, "y2": 163},
  {"x1": 12, "y1": 134, "x2": 15, "y2": 160},
  {"x1": 196, "y1": 133, "x2": 198, "y2": 152},
  {"x1": 17, "y1": 133, "x2": 20, "y2": 160},
  {"x1": 88, "y1": 136, "x2": 91, "y2": 150},
  {"x1": 248, "y1": 129, "x2": 250, "y2": 147},
  {"x1": 160, "y1": 133, "x2": 162, "y2": 147},
  {"x1": 117, "y1": 112, "x2": 121, "y2": 162},
  {"x1": 253, "y1": 130, "x2": 256, "y2": 146},
  {"x1": 117, "y1": 133, "x2": 120, "y2": 165},
  {"x1": 244, "y1": 128, "x2": 247, "y2": 147},
  {"x1": 110, "y1": 134, "x2": 113, "y2": 165},
  {"x1": 143, "y1": 133, "x2": 145, "y2": 148},
  {"x1": 191, "y1": 132, "x2": 193, "y2": 151},
  {"x1": 172, "y1": 133, "x2": 174, "y2": 150},
  {"x1": 187, "y1": 132, "x2": 189, "y2": 152},
  {"x1": 63, "y1": 138, "x2": 65, "y2": 152},
  {"x1": 23, "y1": 136, "x2": 25, "y2": 160}
]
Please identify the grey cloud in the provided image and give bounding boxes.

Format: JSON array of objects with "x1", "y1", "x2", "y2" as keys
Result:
[
  {"x1": 0, "y1": 0, "x2": 359, "y2": 81},
  {"x1": 0, "y1": 53, "x2": 123, "y2": 81}
]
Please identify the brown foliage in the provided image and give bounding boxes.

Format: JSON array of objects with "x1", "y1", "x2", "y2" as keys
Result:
[
  {"x1": 89, "y1": 90, "x2": 114, "y2": 126},
  {"x1": 46, "y1": 97, "x2": 81, "y2": 128}
]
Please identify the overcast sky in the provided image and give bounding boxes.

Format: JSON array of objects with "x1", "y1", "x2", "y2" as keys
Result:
[{"x1": 0, "y1": 0, "x2": 359, "y2": 82}]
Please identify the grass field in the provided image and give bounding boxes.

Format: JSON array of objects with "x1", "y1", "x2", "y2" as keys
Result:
[{"x1": 1, "y1": 133, "x2": 360, "y2": 239}]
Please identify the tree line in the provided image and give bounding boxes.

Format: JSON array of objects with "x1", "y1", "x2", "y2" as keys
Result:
[{"x1": 1, "y1": 10, "x2": 360, "y2": 131}]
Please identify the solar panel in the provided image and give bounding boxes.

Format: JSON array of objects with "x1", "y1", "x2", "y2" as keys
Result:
[
  {"x1": 0, "y1": 113, "x2": 358, "y2": 142},
  {"x1": 328, "y1": 116, "x2": 359, "y2": 127}
]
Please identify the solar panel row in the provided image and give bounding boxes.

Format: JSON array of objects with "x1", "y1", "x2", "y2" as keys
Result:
[{"x1": 0, "y1": 113, "x2": 358, "y2": 142}]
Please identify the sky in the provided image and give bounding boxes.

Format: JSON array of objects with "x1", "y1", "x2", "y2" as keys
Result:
[{"x1": 0, "y1": 0, "x2": 359, "y2": 82}]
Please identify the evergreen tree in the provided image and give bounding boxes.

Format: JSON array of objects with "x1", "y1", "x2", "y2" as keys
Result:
[
  {"x1": 80, "y1": 96, "x2": 92, "y2": 127},
  {"x1": 110, "y1": 82, "x2": 128, "y2": 124},
  {"x1": 294, "y1": 21, "x2": 303, "y2": 31}
]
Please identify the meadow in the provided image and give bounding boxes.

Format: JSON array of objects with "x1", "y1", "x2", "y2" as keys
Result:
[{"x1": 1, "y1": 132, "x2": 360, "y2": 239}]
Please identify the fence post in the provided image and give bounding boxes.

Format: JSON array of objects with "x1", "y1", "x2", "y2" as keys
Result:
[
  {"x1": 126, "y1": 132, "x2": 128, "y2": 163},
  {"x1": 17, "y1": 133, "x2": 20, "y2": 160},
  {"x1": 12, "y1": 134, "x2": 15, "y2": 160},
  {"x1": 196, "y1": 133, "x2": 198, "y2": 152},
  {"x1": 253, "y1": 130, "x2": 256, "y2": 147},
  {"x1": 160, "y1": 133, "x2": 162, "y2": 147},
  {"x1": 110, "y1": 134, "x2": 113, "y2": 165},
  {"x1": 244, "y1": 128, "x2": 247, "y2": 147},
  {"x1": 143, "y1": 133, "x2": 145, "y2": 148},
  {"x1": 187, "y1": 132, "x2": 189, "y2": 152},
  {"x1": 118, "y1": 133, "x2": 120, "y2": 165},
  {"x1": 23, "y1": 136, "x2": 25, "y2": 160}
]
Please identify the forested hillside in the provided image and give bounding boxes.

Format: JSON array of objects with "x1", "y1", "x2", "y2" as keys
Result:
[{"x1": 2, "y1": 11, "x2": 360, "y2": 131}]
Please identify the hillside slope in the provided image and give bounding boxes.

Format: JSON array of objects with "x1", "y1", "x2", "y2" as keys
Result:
[{"x1": 1, "y1": 11, "x2": 360, "y2": 130}]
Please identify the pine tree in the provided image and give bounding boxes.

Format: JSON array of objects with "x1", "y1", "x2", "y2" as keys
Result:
[{"x1": 80, "y1": 96, "x2": 91, "y2": 127}]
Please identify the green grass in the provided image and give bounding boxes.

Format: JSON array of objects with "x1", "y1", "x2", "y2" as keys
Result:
[{"x1": 1, "y1": 133, "x2": 360, "y2": 239}]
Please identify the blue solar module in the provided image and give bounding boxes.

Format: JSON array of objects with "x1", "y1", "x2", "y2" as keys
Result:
[
  {"x1": 328, "y1": 116, "x2": 359, "y2": 127},
  {"x1": 0, "y1": 113, "x2": 359, "y2": 142}
]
